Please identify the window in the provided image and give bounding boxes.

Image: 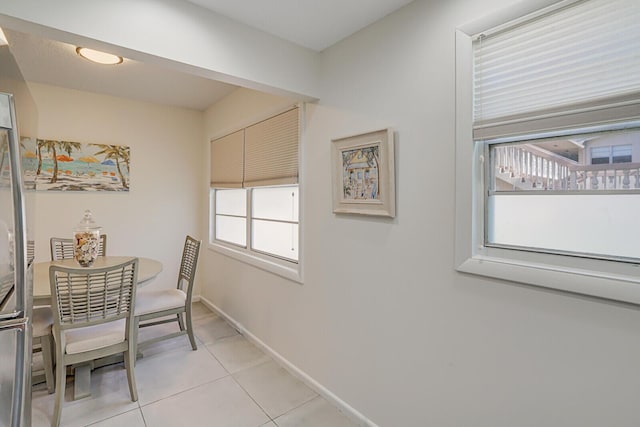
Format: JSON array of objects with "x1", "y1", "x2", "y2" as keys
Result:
[
  {"x1": 211, "y1": 185, "x2": 299, "y2": 262},
  {"x1": 252, "y1": 186, "x2": 299, "y2": 261},
  {"x1": 487, "y1": 129, "x2": 640, "y2": 262},
  {"x1": 214, "y1": 188, "x2": 247, "y2": 246},
  {"x1": 591, "y1": 145, "x2": 632, "y2": 164},
  {"x1": 209, "y1": 106, "x2": 301, "y2": 279},
  {"x1": 455, "y1": 0, "x2": 640, "y2": 303}
]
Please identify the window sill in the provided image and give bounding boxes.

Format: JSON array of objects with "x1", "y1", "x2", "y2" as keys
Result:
[
  {"x1": 208, "y1": 242, "x2": 303, "y2": 284},
  {"x1": 457, "y1": 254, "x2": 640, "y2": 304}
]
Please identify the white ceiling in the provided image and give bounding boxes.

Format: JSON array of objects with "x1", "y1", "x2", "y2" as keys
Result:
[
  {"x1": 185, "y1": 0, "x2": 415, "y2": 51},
  {"x1": 5, "y1": 29, "x2": 238, "y2": 111},
  {"x1": 4, "y1": 0, "x2": 414, "y2": 110}
]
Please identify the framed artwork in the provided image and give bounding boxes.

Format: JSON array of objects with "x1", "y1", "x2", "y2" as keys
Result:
[
  {"x1": 331, "y1": 128, "x2": 395, "y2": 217},
  {"x1": 20, "y1": 137, "x2": 130, "y2": 192}
]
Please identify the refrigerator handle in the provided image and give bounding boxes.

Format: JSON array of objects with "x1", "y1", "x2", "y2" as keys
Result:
[{"x1": 5, "y1": 93, "x2": 28, "y2": 317}]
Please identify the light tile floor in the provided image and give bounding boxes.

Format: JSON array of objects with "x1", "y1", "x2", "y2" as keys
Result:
[{"x1": 31, "y1": 302, "x2": 359, "y2": 427}]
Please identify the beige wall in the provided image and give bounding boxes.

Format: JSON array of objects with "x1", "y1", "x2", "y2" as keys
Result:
[
  {"x1": 11, "y1": 0, "x2": 640, "y2": 425},
  {"x1": 201, "y1": 1, "x2": 640, "y2": 426},
  {"x1": 29, "y1": 83, "x2": 205, "y2": 290}
]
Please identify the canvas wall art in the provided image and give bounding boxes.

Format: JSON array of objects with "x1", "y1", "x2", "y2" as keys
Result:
[
  {"x1": 20, "y1": 137, "x2": 130, "y2": 192},
  {"x1": 331, "y1": 128, "x2": 395, "y2": 217}
]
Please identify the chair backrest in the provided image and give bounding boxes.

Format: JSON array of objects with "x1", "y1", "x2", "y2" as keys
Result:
[
  {"x1": 27, "y1": 239, "x2": 35, "y2": 266},
  {"x1": 98, "y1": 234, "x2": 107, "y2": 257},
  {"x1": 50, "y1": 234, "x2": 107, "y2": 261},
  {"x1": 177, "y1": 236, "x2": 201, "y2": 297},
  {"x1": 0, "y1": 272, "x2": 15, "y2": 312},
  {"x1": 49, "y1": 257, "x2": 138, "y2": 330},
  {"x1": 50, "y1": 237, "x2": 73, "y2": 261}
]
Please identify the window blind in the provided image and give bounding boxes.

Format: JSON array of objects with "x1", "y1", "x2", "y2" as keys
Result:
[
  {"x1": 473, "y1": 0, "x2": 640, "y2": 141},
  {"x1": 244, "y1": 107, "x2": 299, "y2": 187},
  {"x1": 210, "y1": 106, "x2": 299, "y2": 188},
  {"x1": 210, "y1": 130, "x2": 244, "y2": 188}
]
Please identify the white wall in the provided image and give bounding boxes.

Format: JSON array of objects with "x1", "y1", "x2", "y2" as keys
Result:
[
  {"x1": 29, "y1": 83, "x2": 205, "y2": 292},
  {"x1": 0, "y1": 0, "x2": 320, "y2": 100},
  {"x1": 202, "y1": 1, "x2": 640, "y2": 426}
]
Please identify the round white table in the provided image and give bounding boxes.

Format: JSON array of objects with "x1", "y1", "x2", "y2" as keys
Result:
[{"x1": 33, "y1": 256, "x2": 163, "y2": 306}]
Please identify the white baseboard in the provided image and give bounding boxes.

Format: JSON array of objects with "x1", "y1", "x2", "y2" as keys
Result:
[{"x1": 198, "y1": 295, "x2": 379, "y2": 427}]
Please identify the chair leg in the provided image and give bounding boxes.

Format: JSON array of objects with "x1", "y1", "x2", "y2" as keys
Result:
[
  {"x1": 52, "y1": 359, "x2": 66, "y2": 427},
  {"x1": 41, "y1": 334, "x2": 55, "y2": 394},
  {"x1": 185, "y1": 307, "x2": 197, "y2": 351},
  {"x1": 132, "y1": 317, "x2": 139, "y2": 367},
  {"x1": 177, "y1": 312, "x2": 185, "y2": 331},
  {"x1": 124, "y1": 349, "x2": 138, "y2": 402}
]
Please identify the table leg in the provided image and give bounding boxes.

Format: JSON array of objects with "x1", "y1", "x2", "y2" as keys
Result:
[
  {"x1": 73, "y1": 363, "x2": 92, "y2": 400},
  {"x1": 71, "y1": 352, "x2": 142, "y2": 400}
]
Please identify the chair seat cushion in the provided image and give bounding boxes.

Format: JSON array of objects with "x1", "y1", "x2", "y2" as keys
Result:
[
  {"x1": 64, "y1": 319, "x2": 126, "y2": 355},
  {"x1": 32, "y1": 307, "x2": 53, "y2": 337},
  {"x1": 135, "y1": 288, "x2": 186, "y2": 316}
]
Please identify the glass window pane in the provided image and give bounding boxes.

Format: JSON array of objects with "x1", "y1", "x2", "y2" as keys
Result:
[
  {"x1": 252, "y1": 186, "x2": 298, "y2": 221},
  {"x1": 491, "y1": 130, "x2": 640, "y2": 192},
  {"x1": 488, "y1": 194, "x2": 640, "y2": 260},
  {"x1": 215, "y1": 189, "x2": 246, "y2": 216},
  {"x1": 252, "y1": 219, "x2": 298, "y2": 261},
  {"x1": 215, "y1": 215, "x2": 246, "y2": 246},
  {"x1": 487, "y1": 129, "x2": 640, "y2": 261},
  {"x1": 612, "y1": 145, "x2": 632, "y2": 163},
  {"x1": 591, "y1": 146, "x2": 610, "y2": 164}
]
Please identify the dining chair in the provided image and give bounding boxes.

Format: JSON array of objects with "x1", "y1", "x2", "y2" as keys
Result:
[
  {"x1": 32, "y1": 306, "x2": 55, "y2": 394},
  {"x1": 50, "y1": 234, "x2": 107, "y2": 260},
  {"x1": 0, "y1": 271, "x2": 14, "y2": 311},
  {"x1": 135, "y1": 236, "x2": 201, "y2": 351},
  {"x1": 27, "y1": 239, "x2": 35, "y2": 266},
  {"x1": 49, "y1": 257, "x2": 139, "y2": 427}
]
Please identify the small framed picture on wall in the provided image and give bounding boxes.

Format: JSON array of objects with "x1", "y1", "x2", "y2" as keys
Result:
[{"x1": 331, "y1": 128, "x2": 395, "y2": 218}]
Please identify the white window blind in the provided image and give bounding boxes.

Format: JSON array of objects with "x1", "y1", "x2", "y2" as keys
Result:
[
  {"x1": 210, "y1": 106, "x2": 299, "y2": 188},
  {"x1": 210, "y1": 130, "x2": 244, "y2": 188},
  {"x1": 473, "y1": 0, "x2": 640, "y2": 141},
  {"x1": 245, "y1": 107, "x2": 299, "y2": 187}
]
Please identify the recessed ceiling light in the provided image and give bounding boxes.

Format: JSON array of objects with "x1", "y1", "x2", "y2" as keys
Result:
[{"x1": 76, "y1": 47, "x2": 123, "y2": 65}]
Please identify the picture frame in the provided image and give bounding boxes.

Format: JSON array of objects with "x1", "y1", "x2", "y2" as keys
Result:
[
  {"x1": 21, "y1": 137, "x2": 130, "y2": 192},
  {"x1": 331, "y1": 128, "x2": 395, "y2": 217}
]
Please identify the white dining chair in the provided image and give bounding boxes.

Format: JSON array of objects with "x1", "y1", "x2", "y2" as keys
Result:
[
  {"x1": 49, "y1": 257, "x2": 139, "y2": 427},
  {"x1": 32, "y1": 306, "x2": 55, "y2": 394},
  {"x1": 134, "y1": 236, "x2": 201, "y2": 351},
  {"x1": 50, "y1": 234, "x2": 107, "y2": 261}
]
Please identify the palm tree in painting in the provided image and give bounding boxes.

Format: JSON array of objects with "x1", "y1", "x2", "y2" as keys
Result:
[
  {"x1": 37, "y1": 139, "x2": 61, "y2": 183},
  {"x1": 0, "y1": 136, "x2": 33, "y2": 178},
  {"x1": 59, "y1": 140, "x2": 82, "y2": 159},
  {"x1": 90, "y1": 144, "x2": 130, "y2": 190},
  {"x1": 35, "y1": 139, "x2": 42, "y2": 175}
]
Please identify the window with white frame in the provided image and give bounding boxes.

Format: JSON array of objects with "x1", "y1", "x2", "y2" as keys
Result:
[
  {"x1": 590, "y1": 145, "x2": 632, "y2": 165},
  {"x1": 210, "y1": 107, "x2": 300, "y2": 268},
  {"x1": 455, "y1": 0, "x2": 640, "y2": 303}
]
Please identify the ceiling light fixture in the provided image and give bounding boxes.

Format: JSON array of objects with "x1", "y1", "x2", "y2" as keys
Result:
[{"x1": 76, "y1": 47, "x2": 123, "y2": 65}]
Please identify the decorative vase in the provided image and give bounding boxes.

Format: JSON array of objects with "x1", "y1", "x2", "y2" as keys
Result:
[{"x1": 73, "y1": 210, "x2": 101, "y2": 267}]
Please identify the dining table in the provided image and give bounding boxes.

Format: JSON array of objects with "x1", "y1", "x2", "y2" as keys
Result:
[{"x1": 32, "y1": 255, "x2": 163, "y2": 400}]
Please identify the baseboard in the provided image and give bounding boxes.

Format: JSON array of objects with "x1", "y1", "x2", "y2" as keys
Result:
[{"x1": 198, "y1": 295, "x2": 379, "y2": 427}]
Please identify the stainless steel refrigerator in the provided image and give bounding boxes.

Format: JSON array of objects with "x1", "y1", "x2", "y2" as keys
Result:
[{"x1": 1, "y1": 36, "x2": 37, "y2": 427}]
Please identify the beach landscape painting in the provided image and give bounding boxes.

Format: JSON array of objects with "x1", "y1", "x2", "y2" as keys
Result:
[{"x1": 21, "y1": 137, "x2": 130, "y2": 191}]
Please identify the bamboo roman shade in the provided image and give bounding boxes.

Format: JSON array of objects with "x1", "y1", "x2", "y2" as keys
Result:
[
  {"x1": 473, "y1": 0, "x2": 640, "y2": 141},
  {"x1": 210, "y1": 106, "x2": 299, "y2": 188}
]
